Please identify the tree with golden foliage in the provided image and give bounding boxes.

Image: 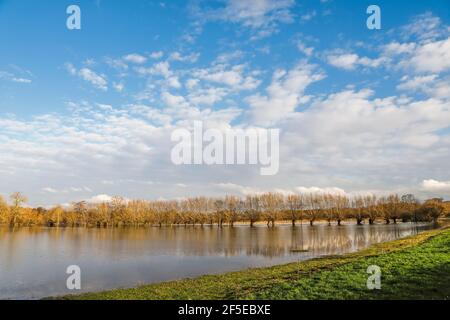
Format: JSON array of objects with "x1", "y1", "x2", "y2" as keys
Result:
[
  {"x1": 0, "y1": 195, "x2": 10, "y2": 225},
  {"x1": 420, "y1": 198, "x2": 445, "y2": 222},
  {"x1": 9, "y1": 192, "x2": 27, "y2": 226},
  {"x1": 48, "y1": 206, "x2": 64, "y2": 227},
  {"x1": 0, "y1": 192, "x2": 444, "y2": 228}
]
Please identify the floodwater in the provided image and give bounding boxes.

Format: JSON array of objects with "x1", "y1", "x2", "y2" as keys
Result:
[{"x1": 0, "y1": 222, "x2": 437, "y2": 299}]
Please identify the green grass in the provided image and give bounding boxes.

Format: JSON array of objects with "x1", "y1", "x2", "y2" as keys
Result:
[{"x1": 63, "y1": 227, "x2": 450, "y2": 300}]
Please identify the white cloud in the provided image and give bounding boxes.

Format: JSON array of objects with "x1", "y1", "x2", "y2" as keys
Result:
[
  {"x1": 247, "y1": 62, "x2": 325, "y2": 125},
  {"x1": 294, "y1": 186, "x2": 346, "y2": 195},
  {"x1": 66, "y1": 63, "x2": 108, "y2": 91},
  {"x1": 382, "y1": 13, "x2": 450, "y2": 74},
  {"x1": 421, "y1": 179, "x2": 450, "y2": 192},
  {"x1": 78, "y1": 68, "x2": 108, "y2": 91},
  {"x1": 300, "y1": 11, "x2": 316, "y2": 22},
  {"x1": 42, "y1": 186, "x2": 92, "y2": 194},
  {"x1": 86, "y1": 194, "x2": 114, "y2": 204},
  {"x1": 113, "y1": 82, "x2": 125, "y2": 92},
  {"x1": 408, "y1": 37, "x2": 450, "y2": 73},
  {"x1": 0, "y1": 70, "x2": 32, "y2": 84},
  {"x1": 297, "y1": 42, "x2": 314, "y2": 56},
  {"x1": 197, "y1": 0, "x2": 295, "y2": 39},
  {"x1": 105, "y1": 57, "x2": 129, "y2": 71},
  {"x1": 12, "y1": 77, "x2": 32, "y2": 83},
  {"x1": 168, "y1": 77, "x2": 182, "y2": 89},
  {"x1": 150, "y1": 51, "x2": 164, "y2": 59},
  {"x1": 274, "y1": 89, "x2": 450, "y2": 198},
  {"x1": 327, "y1": 53, "x2": 386, "y2": 70},
  {"x1": 383, "y1": 42, "x2": 417, "y2": 56},
  {"x1": 135, "y1": 61, "x2": 181, "y2": 88},
  {"x1": 169, "y1": 52, "x2": 200, "y2": 63},
  {"x1": 194, "y1": 65, "x2": 242, "y2": 86},
  {"x1": 401, "y1": 12, "x2": 446, "y2": 43},
  {"x1": 397, "y1": 75, "x2": 450, "y2": 100},
  {"x1": 192, "y1": 64, "x2": 260, "y2": 90},
  {"x1": 186, "y1": 78, "x2": 199, "y2": 90},
  {"x1": 215, "y1": 50, "x2": 244, "y2": 64},
  {"x1": 162, "y1": 92, "x2": 190, "y2": 109},
  {"x1": 136, "y1": 61, "x2": 170, "y2": 77},
  {"x1": 289, "y1": 89, "x2": 450, "y2": 149},
  {"x1": 214, "y1": 183, "x2": 262, "y2": 195},
  {"x1": 123, "y1": 53, "x2": 148, "y2": 64},
  {"x1": 214, "y1": 183, "x2": 347, "y2": 197},
  {"x1": 188, "y1": 87, "x2": 228, "y2": 106},
  {"x1": 397, "y1": 75, "x2": 438, "y2": 91},
  {"x1": 327, "y1": 53, "x2": 359, "y2": 70}
]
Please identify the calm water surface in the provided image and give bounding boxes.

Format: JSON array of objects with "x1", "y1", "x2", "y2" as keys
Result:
[{"x1": 0, "y1": 223, "x2": 437, "y2": 299}]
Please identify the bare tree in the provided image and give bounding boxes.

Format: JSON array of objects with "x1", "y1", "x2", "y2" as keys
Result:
[
  {"x1": 214, "y1": 199, "x2": 226, "y2": 227},
  {"x1": 110, "y1": 196, "x2": 126, "y2": 227},
  {"x1": 0, "y1": 191, "x2": 429, "y2": 229},
  {"x1": 352, "y1": 196, "x2": 366, "y2": 225},
  {"x1": 304, "y1": 193, "x2": 320, "y2": 226},
  {"x1": 364, "y1": 195, "x2": 378, "y2": 224},
  {"x1": 334, "y1": 195, "x2": 349, "y2": 226},
  {"x1": 422, "y1": 198, "x2": 445, "y2": 222},
  {"x1": 385, "y1": 194, "x2": 401, "y2": 224},
  {"x1": 321, "y1": 194, "x2": 334, "y2": 225},
  {"x1": 244, "y1": 195, "x2": 262, "y2": 227},
  {"x1": 376, "y1": 196, "x2": 390, "y2": 224},
  {"x1": 401, "y1": 194, "x2": 419, "y2": 222},
  {"x1": 260, "y1": 193, "x2": 283, "y2": 227},
  {"x1": 73, "y1": 201, "x2": 88, "y2": 227},
  {"x1": 286, "y1": 194, "x2": 303, "y2": 226},
  {"x1": 225, "y1": 196, "x2": 240, "y2": 227}
]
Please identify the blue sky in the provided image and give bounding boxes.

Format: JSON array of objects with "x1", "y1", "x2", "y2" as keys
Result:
[{"x1": 0, "y1": 0, "x2": 450, "y2": 206}]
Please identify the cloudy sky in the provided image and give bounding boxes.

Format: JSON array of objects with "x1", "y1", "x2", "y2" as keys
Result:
[{"x1": 0, "y1": 0, "x2": 449, "y2": 207}]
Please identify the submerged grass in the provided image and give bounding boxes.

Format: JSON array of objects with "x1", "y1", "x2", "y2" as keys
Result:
[{"x1": 62, "y1": 226, "x2": 450, "y2": 300}]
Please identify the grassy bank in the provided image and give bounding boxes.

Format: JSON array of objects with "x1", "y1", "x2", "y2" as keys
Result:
[{"x1": 64, "y1": 226, "x2": 450, "y2": 300}]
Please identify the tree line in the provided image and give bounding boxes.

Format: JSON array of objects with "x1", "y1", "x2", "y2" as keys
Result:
[{"x1": 0, "y1": 192, "x2": 447, "y2": 228}]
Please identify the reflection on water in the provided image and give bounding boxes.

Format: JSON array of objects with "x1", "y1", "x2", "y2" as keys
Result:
[{"x1": 0, "y1": 223, "x2": 436, "y2": 299}]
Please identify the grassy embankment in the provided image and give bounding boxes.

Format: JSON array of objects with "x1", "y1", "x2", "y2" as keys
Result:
[{"x1": 64, "y1": 226, "x2": 450, "y2": 300}]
